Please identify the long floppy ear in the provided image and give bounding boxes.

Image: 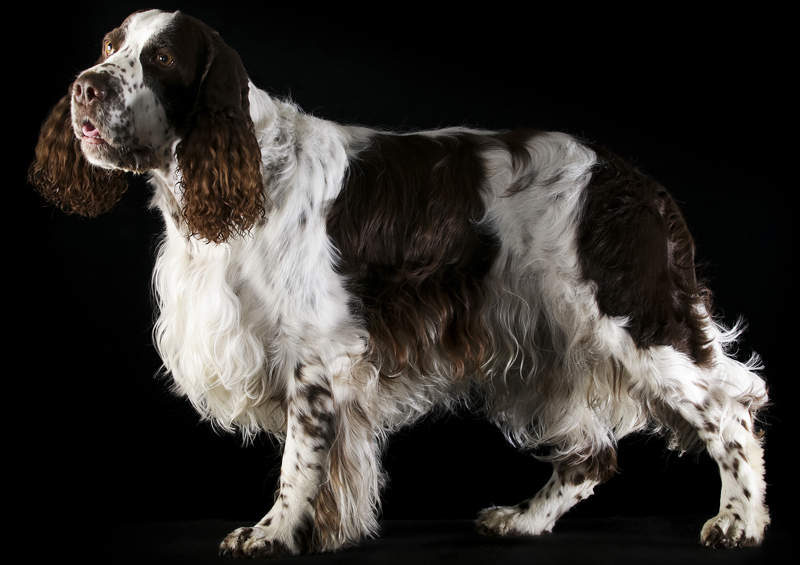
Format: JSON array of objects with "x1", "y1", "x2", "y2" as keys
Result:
[
  {"x1": 176, "y1": 31, "x2": 266, "y2": 244},
  {"x1": 28, "y1": 90, "x2": 127, "y2": 216}
]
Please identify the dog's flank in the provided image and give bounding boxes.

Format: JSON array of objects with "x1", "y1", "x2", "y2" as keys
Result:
[
  {"x1": 328, "y1": 132, "x2": 501, "y2": 380},
  {"x1": 30, "y1": 9, "x2": 770, "y2": 556}
]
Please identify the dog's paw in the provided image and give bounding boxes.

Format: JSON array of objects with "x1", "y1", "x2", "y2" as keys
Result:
[
  {"x1": 700, "y1": 512, "x2": 764, "y2": 549},
  {"x1": 219, "y1": 525, "x2": 296, "y2": 559},
  {"x1": 476, "y1": 506, "x2": 530, "y2": 537}
]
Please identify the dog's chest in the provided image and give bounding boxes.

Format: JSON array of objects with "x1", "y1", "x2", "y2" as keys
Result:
[
  {"x1": 154, "y1": 200, "x2": 352, "y2": 362},
  {"x1": 237, "y1": 218, "x2": 351, "y2": 340}
]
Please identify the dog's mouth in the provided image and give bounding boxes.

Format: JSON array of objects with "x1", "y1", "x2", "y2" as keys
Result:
[{"x1": 81, "y1": 119, "x2": 107, "y2": 145}]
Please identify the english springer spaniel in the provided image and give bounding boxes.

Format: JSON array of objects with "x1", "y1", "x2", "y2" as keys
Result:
[{"x1": 30, "y1": 9, "x2": 769, "y2": 557}]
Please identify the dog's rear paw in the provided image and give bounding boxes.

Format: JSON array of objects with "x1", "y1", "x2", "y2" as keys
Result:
[
  {"x1": 475, "y1": 505, "x2": 548, "y2": 537},
  {"x1": 219, "y1": 525, "x2": 295, "y2": 559},
  {"x1": 476, "y1": 506, "x2": 521, "y2": 536}
]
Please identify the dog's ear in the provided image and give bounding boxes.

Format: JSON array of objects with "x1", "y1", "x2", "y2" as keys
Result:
[
  {"x1": 28, "y1": 90, "x2": 128, "y2": 216},
  {"x1": 176, "y1": 29, "x2": 266, "y2": 244}
]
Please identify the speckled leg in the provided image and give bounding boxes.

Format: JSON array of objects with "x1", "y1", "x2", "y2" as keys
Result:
[{"x1": 220, "y1": 363, "x2": 335, "y2": 558}]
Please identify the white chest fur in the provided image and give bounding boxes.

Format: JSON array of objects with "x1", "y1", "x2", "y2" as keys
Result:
[{"x1": 148, "y1": 89, "x2": 365, "y2": 436}]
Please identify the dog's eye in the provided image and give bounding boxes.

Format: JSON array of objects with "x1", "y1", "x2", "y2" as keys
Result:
[
  {"x1": 104, "y1": 40, "x2": 115, "y2": 57},
  {"x1": 155, "y1": 48, "x2": 175, "y2": 68}
]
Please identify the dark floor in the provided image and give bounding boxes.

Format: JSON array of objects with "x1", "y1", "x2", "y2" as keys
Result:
[{"x1": 110, "y1": 516, "x2": 792, "y2": 564}]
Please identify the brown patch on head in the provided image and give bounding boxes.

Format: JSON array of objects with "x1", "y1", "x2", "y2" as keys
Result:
[
  {"x1": 29, "y1": 93, "x2": 128, "y2": 216},
  {"x1": 327, "y1": 132, "x2": 500, "y2": 379}
]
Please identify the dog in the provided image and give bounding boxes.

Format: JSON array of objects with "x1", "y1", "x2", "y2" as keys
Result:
[{"x1": 29, "y1": 9, "x2": 770, "y2": 557}]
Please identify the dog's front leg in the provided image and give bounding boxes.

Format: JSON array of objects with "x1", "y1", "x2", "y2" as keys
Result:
[{"x1": 220, "y1": 362, "x2": 334, "y2": 558}]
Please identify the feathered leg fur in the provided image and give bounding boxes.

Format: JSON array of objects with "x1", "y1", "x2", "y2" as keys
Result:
[
  {"x1": 220, "y1": 362, "x2": 336, "y2": 557},
  {"x1": 603, "y1": 317, "x2": 770, "y2": 548}
]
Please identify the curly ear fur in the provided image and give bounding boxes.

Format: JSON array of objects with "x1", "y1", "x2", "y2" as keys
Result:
[
  {"x1": 28, "y1": 91, "x2": 127, "y2": 217},
  {"x1": 177, "y1": 31, "x2": 266, "y2": 244},
  {"x1": 177, "y1": 110, "x2": 265, "y2": 243}
]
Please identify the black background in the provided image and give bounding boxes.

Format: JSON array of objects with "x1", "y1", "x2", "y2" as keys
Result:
[{"x1": 14, "y1": 0, "x2": 793, "y2": 554}]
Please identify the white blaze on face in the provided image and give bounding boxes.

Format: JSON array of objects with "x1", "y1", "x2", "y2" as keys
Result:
[{"x1": 74, "y1": 10, "x2": 178, "y2": 169}]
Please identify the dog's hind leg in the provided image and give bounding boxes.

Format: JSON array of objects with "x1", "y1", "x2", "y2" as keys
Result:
[
  {"x1": 573, "y1": 145, "x2": 770, "y2": 547},
  {"x1": 606, "y1": 321, "x2": 770, "y2": 548},
  {"x1": 476, "y1": 447, "x2": 617, "y2": 536}
]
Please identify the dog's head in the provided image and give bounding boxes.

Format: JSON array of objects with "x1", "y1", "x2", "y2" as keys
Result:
[{"x1": 29, "y1": 9, "x2": 266, "y2": 243}]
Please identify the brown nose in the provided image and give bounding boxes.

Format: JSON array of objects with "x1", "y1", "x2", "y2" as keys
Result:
[{"x1": 73, "y1": 73, "x2": 111, "y2": 105}]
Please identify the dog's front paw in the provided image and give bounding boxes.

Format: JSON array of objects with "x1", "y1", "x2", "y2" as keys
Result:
[
  {"x1": 219, "y1": 525, "x2": 296, "y2": 559},
  {"x1": 700, "y1": 512, "x2": 764, "y2": 549}
]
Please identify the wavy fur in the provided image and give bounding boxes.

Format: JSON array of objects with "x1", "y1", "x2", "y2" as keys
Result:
[
  {"x1": 176, "y1": 25, "x2": 266, "y2": 243},
  {"x1": 33, "y1": 9, "x2": 771, "y2": 557},
  {"x1": 178, "y1": 110, "x2": 266, "y2": 243},
  {"x1": 29, "y1": 92, "x2": 128, "y2": 216}
]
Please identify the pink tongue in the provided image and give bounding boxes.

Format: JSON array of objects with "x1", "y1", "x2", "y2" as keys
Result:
[{"x1": 82, "y1": 122, "x2": 100, "y2": 137}]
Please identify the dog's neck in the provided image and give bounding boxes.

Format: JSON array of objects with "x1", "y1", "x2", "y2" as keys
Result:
[{"x1": 147, "y1": 82, "x2": 365, "y2": 245}]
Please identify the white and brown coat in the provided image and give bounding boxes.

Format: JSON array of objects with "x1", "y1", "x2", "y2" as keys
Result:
[{"x1": 30, "y1": 9, "x2": 770, "y2": 557}]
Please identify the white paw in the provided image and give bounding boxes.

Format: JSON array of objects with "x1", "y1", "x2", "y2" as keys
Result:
[
  {"x1": 700, "y1": 511, "x2": 765, "y2": 549},
  {"x1": 219, "y1": 524, "x2": 296, "y2": 559},
  {"x1": 476, "y1": 505, "x2": 549, "y2": 537}
]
